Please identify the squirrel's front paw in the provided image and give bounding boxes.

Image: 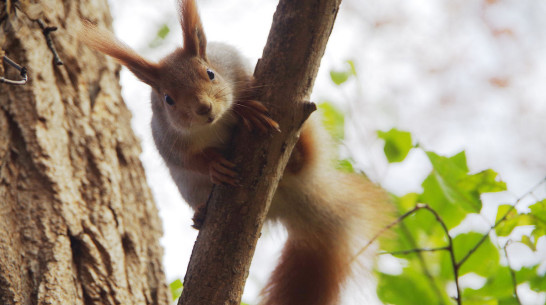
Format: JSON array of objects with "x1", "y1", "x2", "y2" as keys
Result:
[
  {"x1": 191, "y1": 203, "x2": 207, "y2": 230},
  {"x1": 233, "y1": 100, "x2": 280, "y2": 134},
  {"x1": 203, "y1": 148, "x2": 238, "y2": 186}
]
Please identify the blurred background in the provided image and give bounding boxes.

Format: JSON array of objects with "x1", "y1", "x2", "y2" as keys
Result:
[{"x1": 106, "y1": 0, "x2": 545, "y2": 303}]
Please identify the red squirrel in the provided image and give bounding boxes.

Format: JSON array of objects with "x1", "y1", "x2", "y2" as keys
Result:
[{"x1": 80, "y1": 0, "x2": 390, "y2": 304}]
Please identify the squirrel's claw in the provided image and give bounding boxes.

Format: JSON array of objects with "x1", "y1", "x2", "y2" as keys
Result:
[
  {"x1": 191, "y1": 203, "x2": 207, "y2": 230},
  {"x1": 202, "y1": 148, "x2": 239, "y2": 186},
  {"x1": 233, "y1": 100, "x2": 280, "y2": 133},
  {"x1": 210, "y1": 160, "x2": 238, "y2": 186}
]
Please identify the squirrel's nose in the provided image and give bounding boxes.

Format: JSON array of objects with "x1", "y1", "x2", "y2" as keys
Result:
[{"x1": 196, "y1": 103, "x2": 212, "y2": 115}]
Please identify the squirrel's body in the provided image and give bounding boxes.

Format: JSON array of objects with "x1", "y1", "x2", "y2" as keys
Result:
[
  {"x1": 80, "y1": 0, "x2": 389, "y2": 304},
  {"x1": 151, "y1": 42, "x2": 250, "y2": 207}
]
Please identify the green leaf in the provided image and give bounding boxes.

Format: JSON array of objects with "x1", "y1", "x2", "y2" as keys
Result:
[
  {"x1": 398, "y1": 192, "x2": 419, "y2": 212},
  {"x1": 330, "y1": 70, "x2": 350, "y2": 85},
  {"x1": 318, "y1": 102, "x2": 345, "y2": 141},
  {"x1": 157, "y1": 24, "x2": 170, "y2": 39},
  {"x1": 527, "y1": 199, "x2": 546, "y2": 245},
  {"x1": 498, "y1": 298, "x2": 520, "y2": 305},
  {"x1": 515, "y1": 265, "x2": 546, "y2": 292},
  {"x1": 495, "y1": 199, "x2": 546, "y2": 242},
  {"x1": 377, "y1": 264, "x2": 451, "y2": 305},
  {"x1": 383, "y1": 204, "x2": 448, "y2": 256},
  {"x1": 149, "y1": 24, "x2": 171, "y2": 48},
  {"x1": 451, "y1": 233, "x2": 499, "y2": 277},
  {"x1": 329, "y1": 60, "x2": 356, "y2": 85},
  {"x1": 520, "y1": 235, "x2": 536, "y2": 251},
  {"x1": 336, "y1": 159, "x2": 354, "y2": 173},
  {"x1": 495, "y1": 205, "x2": 534, "y2": 237},
  {"x1": 461, "y1": 298, "x2": 499, "y2": 305},
  {"x1": 495, "y1": 205, "x2": 518, "y2": 237},
  {"x1": 377, "y1": 128, "x2": 413, "y2": 163},
  {"x1": 347, "y1": 60, "x2": 357, "y2": 76},
  {"x1": 529, "y1": 199, "x2": 546, "y2": 224},
  {"x1": 169, "y1": 279, "x2": 183, "y2": 301},
  {"x1": 420, "y1": 151, "x2": 490, "y2": 228},
  {"x1": 495, "y1": 205, "x2": 516, "y2": 224},
  {"x1": 531, "y1": 226, "x2": 546, "y2": 247},
  {"x1": 529, "y1": 271, "x2": 546, "y2": 292},
  {"x1": 426, "y1": 151, "x2": 469, "y2": 178},
  {"x1": 420, "y1": 174, "x2": 467, "y2": 229},
  {"x1": 514, "y1": 265, "x2": 546, "y2": 298},
  {"x1": 459, "y1": 169, "x2": 507, "y2": 194},
  {"x1": 464, "y1": 266, "x2": 514, "y2": 300}
]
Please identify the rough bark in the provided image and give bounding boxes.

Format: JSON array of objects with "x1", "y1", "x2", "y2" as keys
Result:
[
  {"x1": 0, "y1": 1, "x2": 169, "y2": 304},
  {"x1": 179, "y1": 0, "x2": 341, "y2": 304}
]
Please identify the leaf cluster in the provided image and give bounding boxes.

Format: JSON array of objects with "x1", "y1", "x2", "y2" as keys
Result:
[
  {"x1": 325, "y1": 63, "x2": 546, "y2": 304},
  {"x1": 375, "y1": 129, "x2": 546, "y2": 305}
]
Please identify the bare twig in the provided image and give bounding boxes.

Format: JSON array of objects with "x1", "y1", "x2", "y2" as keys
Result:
[
  {"x1": 365, "y1": 176, "x2": 545, "y2": 305},
  {"x1": 1, "y1": 55, "x2": 28, "y2": 85},
  {"x1": 354, "y1": 203, "x2": 459, "y2": 304},
  {"x1": 379, "y1": 246, "x2": 450, "y2": 256},
  {"x1": 36, "y1": 19, "x2": 63, "y2": 65},
  {"x1": 398, "y1": 222, "x2": 447, "y2": 305},
  {"x1": 352, "y1": 203, "x2": 426, "y2": 260},
  {"x1": 457, "y1": 177, "x2": 546, "y2": 268},
  {"x1": 503, "y1": 241, "x2": 522, "y2": 305},
  {"x1": 417, "y1": 204, "x2": 461, "y2": 305}
]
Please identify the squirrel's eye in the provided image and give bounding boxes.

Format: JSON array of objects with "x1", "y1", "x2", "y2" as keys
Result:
[
  {"x1": 206, "y1": 69, "x2": 215, "y2": 81},
  {"x1": 164, "y1": 94, "x2": 174, "y2": 106}
]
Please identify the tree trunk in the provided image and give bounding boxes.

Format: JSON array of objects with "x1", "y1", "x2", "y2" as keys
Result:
[
  {"x1": 179, "y1": 0, "x2": 341, "y2": 304},
  {"x1": 0, "y1": 1, "x2": 169, "y2": 304}
]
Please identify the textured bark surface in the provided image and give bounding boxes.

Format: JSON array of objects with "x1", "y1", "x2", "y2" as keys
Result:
[
  {"x1": 179, "y1": 0, "x2": 341, "y2": 304},
  {"x1": 0, "y1": 1, "x2": 169, "y2": 304}
]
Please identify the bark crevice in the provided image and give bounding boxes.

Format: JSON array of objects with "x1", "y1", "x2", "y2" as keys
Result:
[{"x1": 0, "y1": 1, "x2": 170, "y2": 304}]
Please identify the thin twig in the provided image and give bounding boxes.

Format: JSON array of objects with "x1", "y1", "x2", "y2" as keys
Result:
[
  {"x1": 379, "y1": 246, "x2": 450, "y2": 256},
  {"x1": 36, "y1": 19, "x2": 63, "y2": 66},
  {"x1": 352, "y1": 203, "x2": 453, "y2": 304},
  {"x1": 398, "y1": 222, "x2": 447, "y2": 305},
  {"x1": 503, "y1": 241, "x2": 522, "y2": 305},
  {"x1": 417, "y1": 204, "x2": 461, "y2": 305},
  {"x1": 355, "y1": 177, "x2": 545, "y2": 305},
  {"x1": 0, "y1": 55, "x2": 28, "y2": 85},
  {"x1": 352, "y1": 204, "x2": 426, "y2": 261},
  {"x1": 457, "y1": 177, "x2": 546, "y2": 268}
]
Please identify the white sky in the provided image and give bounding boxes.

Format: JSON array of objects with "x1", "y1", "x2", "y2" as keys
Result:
[{"x1": 107, "y1": 0, "x2": 546, "y2": 304}]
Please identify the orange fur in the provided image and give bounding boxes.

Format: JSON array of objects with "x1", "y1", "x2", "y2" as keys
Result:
[
  {"x1": 286, "y1": 123, "x2": 315, "y2": 174},
  {"x1": 265, "y1": 117, "x2": 392, "y2": 305},
  {"x1": 262, "y1": 232, "x2": 351, "y2": 305},
  {"x1": 78, "y1": 20, "x2": 159, "y2": 88},
  {"x1": 180, "y1": 0, "x2": 207, "y2": 57}
]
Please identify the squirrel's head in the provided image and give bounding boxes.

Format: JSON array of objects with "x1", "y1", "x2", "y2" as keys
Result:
[
  {"x1": 78, "y1": 0, "x2": 234, "y2": 132},
  {"x1": 155, "y1": 48, "x2": 234, "y2": 132},
  {"x1": 153, "y1": 0, "x2": 234, "y2": 132}
]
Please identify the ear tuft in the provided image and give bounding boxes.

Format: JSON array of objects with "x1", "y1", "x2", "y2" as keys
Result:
[
  {"x1": 179, "y1": 0, "x2": 207, "y2": 59},
  {"x1": 78, "y1": 19, "x2": 159, "y2": 88}
]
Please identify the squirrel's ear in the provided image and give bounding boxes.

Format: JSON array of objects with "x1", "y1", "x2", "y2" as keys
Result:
[
  {"x1": 180, "y1": 0, "x2": 207, "y2": 59},
  {"x1": 79, "y1": 20, "x2": 160, "y2": 88}
]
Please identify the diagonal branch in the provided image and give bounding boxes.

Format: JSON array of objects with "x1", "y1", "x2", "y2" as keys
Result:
[{"x1": 178, "y1": 0, "x2": 341, "y2": 304}]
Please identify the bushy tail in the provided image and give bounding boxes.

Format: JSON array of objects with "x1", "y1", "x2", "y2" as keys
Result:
[
  {"x1": 261, "y1": 230, "x2": 351, "y2": 305},
  {"x1": 262, "y1": 118, "x2": 391, "y2": 305}
]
